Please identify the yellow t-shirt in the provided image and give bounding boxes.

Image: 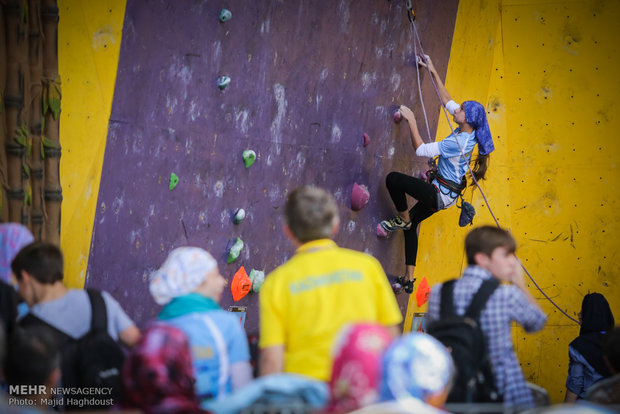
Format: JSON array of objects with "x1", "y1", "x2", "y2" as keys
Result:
[{"x1": 259, "y1": 239, "x2": 403, "y2": 381}]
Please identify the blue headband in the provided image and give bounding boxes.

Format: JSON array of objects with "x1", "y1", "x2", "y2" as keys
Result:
[{"x1": 462, "y1": 101, "x2": 494, "y2": 155}]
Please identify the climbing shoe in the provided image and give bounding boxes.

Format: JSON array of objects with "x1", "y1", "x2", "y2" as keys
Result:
[
  {"x1": 380, "y1": 215, "x2": 412, "y2": 232},
  {"x1": 404, "y1": 278, "x2": 416, "y2": 294}
]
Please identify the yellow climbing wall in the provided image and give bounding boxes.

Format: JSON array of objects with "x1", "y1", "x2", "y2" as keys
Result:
[
  {"x1": 406, "y1": 0, "x2": 620, "y2": 403},
  {"x1": 58, "y1": 0, "x2": 127, "y2": 288}
]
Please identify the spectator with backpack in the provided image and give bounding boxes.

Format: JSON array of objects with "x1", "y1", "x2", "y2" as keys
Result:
[
  {"x1": 427, "y1": 226, "x2": 547, "y2": 409},
  {"x1": 149, "y1": 246, "x2": 252, "y2": 402},
  {"x1": 12, "y1": 241, "x2": 141, "y2": 410}
]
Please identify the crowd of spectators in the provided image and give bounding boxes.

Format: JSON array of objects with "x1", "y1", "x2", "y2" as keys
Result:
[{"x1": 0, "y1": 187, "x2": 617, "y2": 413}]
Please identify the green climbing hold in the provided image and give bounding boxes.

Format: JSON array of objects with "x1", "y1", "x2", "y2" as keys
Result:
[
  {"x1": 218, "y1": 76, "x2": 231, "y2": 90},
  {"x1": 249, "y1": 269, "x2": 265, "y2": 293},
  {"x1": 242, "y1": 150, "x2": 256, "y2": 168},
  {"x1": 169, "y1": 173, "x2": 179, "y2": 190},
  {"x1": 233, "y1": 208, "x2": 246, "y2": 224},
  {"x1": 227, "y1": 237, "x2": 244, "y2": 264},
  {"x1": 219, "y1": 9, "x2": 232, "y2": 22}
]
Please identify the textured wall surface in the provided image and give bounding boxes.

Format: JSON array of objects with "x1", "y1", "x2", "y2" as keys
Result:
[
  {"x1": 410, "y1": 0, "x2": 620, "y2": 403},
  {"x1": 61, "y1": 0, "x2": 619, "y2": 403},
  {"x1": 85, "y1": 0, "x2": 459, "y2": 332},
  {"x1": 58, "y1": 0, "x2": 127, "y2": 288}
]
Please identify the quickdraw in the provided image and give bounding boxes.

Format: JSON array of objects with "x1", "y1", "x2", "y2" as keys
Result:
[{"x1": 405, "y1": 0, "x2": 415, "y2": 22}]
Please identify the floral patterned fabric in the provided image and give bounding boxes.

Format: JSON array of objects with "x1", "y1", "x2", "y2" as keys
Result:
[{"x1": 326, "y1": 323, "x2": 393, "y2": 413}]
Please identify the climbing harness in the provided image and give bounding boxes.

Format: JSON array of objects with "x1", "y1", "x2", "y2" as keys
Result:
[
  {"x1": 426, "y1": 167, "x2": 475, "y2": 226},
  {"x1": 405, "y1": 4, "x2": 578, "y2": 324}
]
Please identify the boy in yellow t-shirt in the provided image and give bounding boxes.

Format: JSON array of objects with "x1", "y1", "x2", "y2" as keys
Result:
[{"x1": 259, "y1": 186, "x2": 402, "y2": 381}]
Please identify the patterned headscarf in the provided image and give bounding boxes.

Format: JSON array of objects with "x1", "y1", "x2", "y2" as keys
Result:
[
  {"x1": 462, "y1": 101, "x2": 494, "y2": 155},
  {"x1": 326, "y1": 323, "x2": 393, "y2": 413},
  {"x1": 379, "y1": 333, "x2": 454, "y2": 402},
  {"x1": 122, "y1": 323, "x2": 202, "y2": 414},
  {"x1": 0, "y1": 223, "x2": 34, "y2": 284},
  {"x1": 149, "y1": 247, "x2": 217, "y2": 305}
]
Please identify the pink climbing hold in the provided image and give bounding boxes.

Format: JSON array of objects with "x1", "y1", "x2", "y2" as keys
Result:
[
  {"x1": 393, "y1": 111, "x2": 402, "y2": 124},
  {"x1": 363, "y1": 133, "x2": 370, "y2": 147},
  {"x1": 351, "y1": 183, "x2": 370, "y2": 211},
  {"x1": 376, "y1": 223, "x2": 388, "y2": 238}
]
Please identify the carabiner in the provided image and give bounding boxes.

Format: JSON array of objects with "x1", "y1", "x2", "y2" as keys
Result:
[{"x1": 405, "y1": 0, "x2": 415, "y2": 22}]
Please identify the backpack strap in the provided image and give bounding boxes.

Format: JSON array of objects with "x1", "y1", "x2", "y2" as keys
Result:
[
  {"x1": 20, "y1": 312, "x2": 74, "y2": 345},
  {"x1": 464, "y1": 278, "x2": 500, "y2": 321},
  {"x1": 439, "y1": 279, "x2": 458, "y2": 319},
  {"x1": 86, "y1": 289, "x2": 108, "y2": 334}
]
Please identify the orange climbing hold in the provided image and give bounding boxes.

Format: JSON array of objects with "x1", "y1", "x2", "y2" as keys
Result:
[
  {"x1": 231, "y1": 266, "x2": 252, "y2": 302},
  {"x1": 415, "y1": 276, "x2": 430, "y2": 307}
]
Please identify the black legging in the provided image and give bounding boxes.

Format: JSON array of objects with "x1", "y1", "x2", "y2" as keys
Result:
[{"x1": 386, "y1": 171, "x2": 439, "y2": 266}]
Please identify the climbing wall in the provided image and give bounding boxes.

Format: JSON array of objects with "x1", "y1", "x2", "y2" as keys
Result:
[
  {"x1": 85, "y1": 0, "x2": 459, "y2": 331},
  {"x1": 58, "y1": 0, "x2": 127, "y2": 288},
  {"x1": 410, "y1": 0, "x2": 620, "y2": 403}
]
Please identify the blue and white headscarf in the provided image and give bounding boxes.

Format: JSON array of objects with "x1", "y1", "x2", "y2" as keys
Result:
[
  {"x1": 149, "y1": 247, "x2": 217, "y2": 305},
  {"x1": 462, "y1": 101, "x2": 494, "y2": 155},
  {"x1": 379, "y1": 333, "x2": 454, "y2": 402}
]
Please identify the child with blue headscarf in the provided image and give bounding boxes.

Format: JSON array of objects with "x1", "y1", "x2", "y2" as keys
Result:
[{"x1": 380, "y1": 55, "x2": 494, "y2": 294}]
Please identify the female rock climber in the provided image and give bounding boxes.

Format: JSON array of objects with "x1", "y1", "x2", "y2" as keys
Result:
[{"x1": 380, "y1": 55, "x2": 494, "y2": 294}]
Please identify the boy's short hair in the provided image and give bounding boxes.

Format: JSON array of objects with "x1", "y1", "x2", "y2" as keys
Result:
[
  {"x1": 465, "y1": 226, "x2": 516, "y2": 265},
  {"x1": 285, "y1": 186, "x2": 339, "y2": 243},
  {"x1": 11, "y1": 241, "x2": 64, "y2": 284}
]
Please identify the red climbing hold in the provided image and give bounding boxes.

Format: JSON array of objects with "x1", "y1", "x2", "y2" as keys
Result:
[
  {"x1": 376, "y1": 223, "x2": 388, "y2": 238},
  {"x1": 351, "y1": 183, "x2": 370, "y2": 211},
  {"x1": 393, "y1": 111, "x2": 402, "y2": 124},
  {"x1": 415, "y1": 276, "x2": 430, "y2": 307},
  {"x1": 363, "y1": 133, "x2": 370, "y2": 147},
  {"x1": 231, "y1": 266, "x2": 252, "y2": 302}
]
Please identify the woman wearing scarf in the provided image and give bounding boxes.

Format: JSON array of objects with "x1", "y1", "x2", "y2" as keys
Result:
[
  {"x1": 380, "y1": 55, "x2": 493, "y2": 294},
  {"x1": 0, "y1": 223, "x2": 34, "y2": 336},
  {"x1": 149, "y1": 247, "x2": 252, "y2": 402},
  {"x1": 565, "y1": 293, "x2": 615, "y2": 402},
  {"x1": 325, "y1": 323, "x2": 394, "y2": 413},
  {"x1": 122, "y1": 323, "x2": 209, "y2": 413}
]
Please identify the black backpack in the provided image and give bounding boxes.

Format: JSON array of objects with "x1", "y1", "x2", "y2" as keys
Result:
[
  {"x1": 426, "y1": 278, "x2": 502, "y2": 403},
  {"x1": 20, "y1": 289, "x2": 125, "y2": 410}
]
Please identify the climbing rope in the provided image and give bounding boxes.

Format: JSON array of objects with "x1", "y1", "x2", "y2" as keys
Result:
[{"x1": 407, "y1": 11, "x2": 579, "y2": 324}]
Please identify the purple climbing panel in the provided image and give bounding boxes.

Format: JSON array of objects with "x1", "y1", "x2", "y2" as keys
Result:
[{"x1": 87, "y1": 0, "x2": 459, "y2": 332}]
